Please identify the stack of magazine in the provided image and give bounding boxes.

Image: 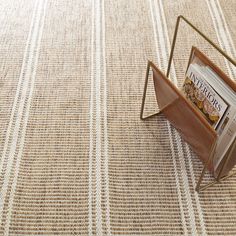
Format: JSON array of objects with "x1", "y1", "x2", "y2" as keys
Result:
[{"x1": 182, "y1": 54, "x2": 236, "y2": 175}]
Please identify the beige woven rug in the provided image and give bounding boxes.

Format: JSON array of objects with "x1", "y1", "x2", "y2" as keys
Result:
[{"x1": 0, "y1": 0, "x2": 236, "y2": 235}]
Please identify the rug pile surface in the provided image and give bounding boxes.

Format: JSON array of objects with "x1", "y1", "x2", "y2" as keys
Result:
[{"x1": 0, "y1": 0, "x2": 236, "y2": 235}]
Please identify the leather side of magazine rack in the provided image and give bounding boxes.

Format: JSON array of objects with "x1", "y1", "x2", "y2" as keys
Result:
[{"x1": 150, "y1": 62, "x2": 217, "y2": 171}]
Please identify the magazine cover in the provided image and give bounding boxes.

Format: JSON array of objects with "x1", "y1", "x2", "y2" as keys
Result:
[{"x1": 182, "y1": 63, "x2": 228, "y2": 129}]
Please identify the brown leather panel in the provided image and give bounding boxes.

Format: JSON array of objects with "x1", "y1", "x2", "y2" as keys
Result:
[{"x1": 151, "y1": 62, "x2": 217, "y2": 172}]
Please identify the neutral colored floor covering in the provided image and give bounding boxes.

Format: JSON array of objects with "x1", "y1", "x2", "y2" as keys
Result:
[{"x1": 0, "y1": 0, "x2": 236, "y2": 235}]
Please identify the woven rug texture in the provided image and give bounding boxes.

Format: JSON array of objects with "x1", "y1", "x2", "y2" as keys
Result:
[{"x1": 0, "y1": 0, "x2": 236, "y2": 235}]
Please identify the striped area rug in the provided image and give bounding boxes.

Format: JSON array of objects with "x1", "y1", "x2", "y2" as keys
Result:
[{"x1": 0, "y1": 0, "x2": 236, "y2": 235}]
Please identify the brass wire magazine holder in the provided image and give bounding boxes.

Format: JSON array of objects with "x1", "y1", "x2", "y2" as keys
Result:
[{"x1": 140, "y1": 16, "x2": 236, "y2": 192}]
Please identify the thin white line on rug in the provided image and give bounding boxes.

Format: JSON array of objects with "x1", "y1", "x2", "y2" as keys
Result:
[
  {"x1": 154, "y1": 2, "x2": 207, "y2": 235},
  {"x1": 215, "y1": 0, "x2": 236, "y2": 62},
  {"x1": 0, "y1": 0, "x2": 40, "y2": 186},
  {"x1": 148, "y1": 1, "x2": 187, "y2": 235},
  {"x1": 0, "y1": 0, "x2": 41, "y2": 220},
  {"x1": 151, "y1": 0, "x2": 177, "y2": 84},
  {"x1": 95, "y1": 0, "x2": 103, "y2": 234},
  {"x1": 152, "y1": 0, "x2": 167, "y2": 68},
  {"x1": 149, "y1": 0, "x2": 161, "y2": 66},
  {"x1": 150, "y1": 0, "x2": 207, "y2": 235},
  {"x1": 166, "y1": 126, "x2": 188, "y2": 236},
  {"x1": 184, "y1": 144, "x2": 207, "y2": 236},
  {"x1": 156, "y1": 0, "x2": 177, "y2": 84},
  {"x1": 101, "y1": 0, "x2": 111, "y2": 234},
  {"x1": 173, "y1": 131, "x2": 198, "y2": 236},
  {"x1": 1, "y1": 0, "x2": 48, "y2": 234},
  {"x1": 88, "y1": 0, "x2": 95, "y2": 234},
  {"x1": 206, "y1": 0, "x2": 236, "y2": 79},
  {"x1": 160, "y1": 0, "x2": 207, "y2": 232}
]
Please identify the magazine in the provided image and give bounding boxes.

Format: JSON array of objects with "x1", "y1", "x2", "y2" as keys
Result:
[
  {"x1": 202, "y1": 65, "x2": 236, "y2": 171},
  {"x1": 182, "y1": 54, "x2": 236, "y2": 173},
  {"x1": 182, "y1": 63, "x2": 228, "y2": 129}
]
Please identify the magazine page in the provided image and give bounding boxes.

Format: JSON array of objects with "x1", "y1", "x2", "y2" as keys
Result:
[{"x1": 214, "y1": 113, "x2": 236, "y2": 169}]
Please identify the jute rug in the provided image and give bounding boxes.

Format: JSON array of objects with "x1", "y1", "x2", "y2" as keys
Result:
[{"x1": 0, "y1": 0, "x2": 235, "y2": 235}]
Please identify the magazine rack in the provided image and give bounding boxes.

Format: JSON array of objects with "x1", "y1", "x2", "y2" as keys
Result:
[{"x1": 140, "y1": 15, "x2": 236, "y2": 192}]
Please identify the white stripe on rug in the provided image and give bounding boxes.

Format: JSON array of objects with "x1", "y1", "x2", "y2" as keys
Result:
[
  {"x1": 150, "y1": 0, "x2": 207, "y2": 235},
  {"x1": 101, "y1": 0, "x2": 111, "y2": 234},
  {"x1": 0, "y1": 0, "x2": 40, "y2": 186},
  {"x1": 150, "y1": 0, "x2": 177, "y2": 84},
  {"x1": 155, "y1": 0, "x2": 208, "y2": 233},
  {"x1": 89, "y1": 0, "x2": 111, "y2": 234},
  {"x1": 149, "y1": 0, "x2": 161, "y2": 67},
  {"x1": 215, "y1": 0, "x2": 236, "y2": 62},
  {"x1": 173, "y1": 131, "x2": 198, "y2": 236},
  {"x1": 206, "y1": 0, "x2": 236, "y2": 78},
  {"x1": 156, "y1": 0, "x2": 207, "y2": 233},
  {"x1": 0, "y1": 0, "x2": 41, "y2": 221},
  {"x1": 1, "y1": 0, "x2": 48, "y2": 234},
  {"x1": 166, "y1": 128, "x2": 188, "y2": 235},
  {"x1": 95, "y1": 0, "x2": 103, "y2": 234},
  {"x1": 88, "y1": 0, "x2": 95, "y2": 234},
  {"x1": 148, "y1": 1, "x2": 187, "y2": 235},
  {"x1": 184, "y1": 144, "x2": 207, "y2": 236},
  {"x1": 154, "y1": 3, "x2": 207, "y2": 235}
]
